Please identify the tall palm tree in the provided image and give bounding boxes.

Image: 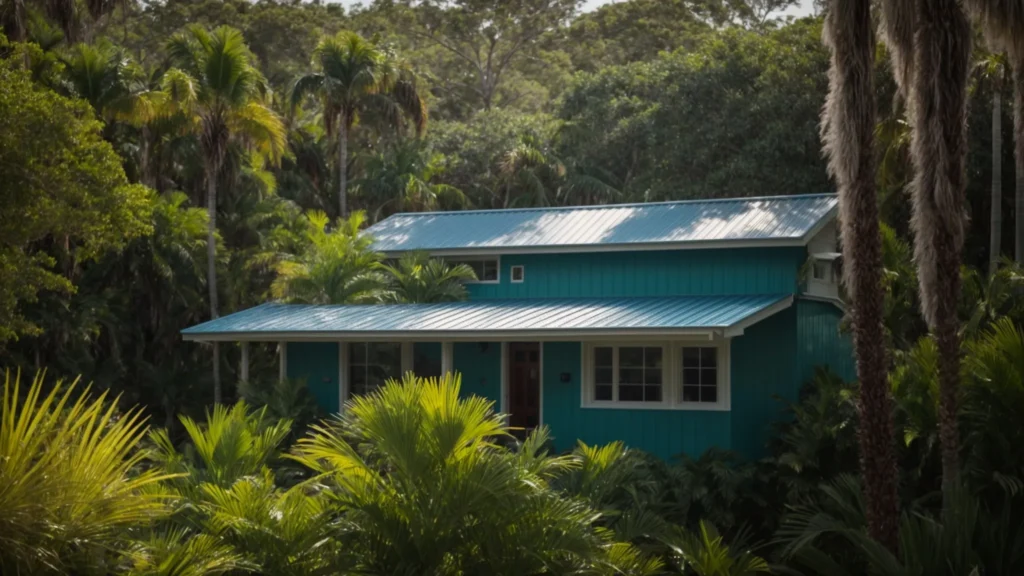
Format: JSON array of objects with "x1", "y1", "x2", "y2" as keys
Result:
[
  {"x1": 821, "y1": 0, "x2": 900, "y2": 550},
  {"x1": 164, "y1": 25, "x2": 286, "y2": 404},
  {"x1": 291, "y1": 31, "x2": 427, "y2": 219},
  {"x1": 271, "y1": 211, "x2": 386, "y2": 305},
  {"x1": 965, "y1": 1, "x2": 1024, "y2": 266},
  {"x1": 379, "y1": 252, "x2": 476, "y2": 303},
  {"x1": 355, "y1": 140, "x2": 467, "y2": 220},
  {"x1": 881, "y1": 0, "x2": 972, "y2": 494}
]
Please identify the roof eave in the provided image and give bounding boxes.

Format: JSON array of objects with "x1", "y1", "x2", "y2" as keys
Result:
[{"x1": 379, "y1": 237, "x2": 813, "y2": 258}]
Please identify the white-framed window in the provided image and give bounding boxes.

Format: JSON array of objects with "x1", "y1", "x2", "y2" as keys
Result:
[
  {"x1": 447, "y1": 257, "x2": 499, "y2": 283},
  {"x1": 510, "y1": 265, "x2": 525, "y2": 283},
  {"x1": 582, "y1": 341, "x2": 730, "y2": 410},
  {"x1": 349, "y1": 342, "x2": 402, "y2": 397}
]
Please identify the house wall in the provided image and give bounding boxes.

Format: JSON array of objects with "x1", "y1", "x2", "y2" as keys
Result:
[
  {"x1": 453, "y1": 341, "x2": 502, "y2": 409},
  {"x1": 286, "y1": 342, "x2": 339, "y2": 413},
  {"x1": 795, "y1": 299, "x2": 855, "y2": 383},
  {"x1": 467, "y1": 247, "x2": 806, "y2": 299}
]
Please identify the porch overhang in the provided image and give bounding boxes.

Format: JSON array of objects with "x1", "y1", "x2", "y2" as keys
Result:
[{"x1": 181, "y1": 294, "x2": 794, "y2": 342}]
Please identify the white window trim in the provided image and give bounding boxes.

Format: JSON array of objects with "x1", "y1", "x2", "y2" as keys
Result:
[
  {"x1": 580, "y1": 340, "x2": 731, "y2": 411},
  {"x1": 449, "y1": 256, "x2": 501, "y2": 285},
  {"x1": 510, "y1": 265, "x2": 525, "y2": 283}
]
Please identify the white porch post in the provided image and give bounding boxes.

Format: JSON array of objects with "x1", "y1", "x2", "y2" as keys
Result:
[
  {"x1": 401, "y1": 342, "x2": 414, "y2": 376},
  {"x1": 240, "y1": 342, "x2": 250, "y2": 385},
  {"x1": 278, "y1": 341, "x2": 287, "y2": 382},
  {"x1": 338, "y1": 341, "x2": 349, "y2": 413},
  {"x1": 441, "y1": 341, "x2": 454, "y2": 376}
]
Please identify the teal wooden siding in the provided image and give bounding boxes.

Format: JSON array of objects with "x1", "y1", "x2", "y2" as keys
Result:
[
  {"x1": 467, "y1": 248, "x2": 806, "y2": 300},
  {"x1": 541, "y1": 342, "x2": 732, "y2": 459},
  {"x1": 286, "y1": 342, "x2": 339, "y2": 413},
  {"x1": 453, "y1": 342, "x2": 502, "y2": 409},
  {"x1": 729, "y1": 308, "x2": 797, "y2": 457},
  {"x1": 795, "y1": 299, "x2": 855, "y2": 383}
]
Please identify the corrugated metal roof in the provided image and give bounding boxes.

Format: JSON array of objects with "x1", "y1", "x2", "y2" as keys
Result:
[
  {"x1": 365, "y1": 194, "x2": 836, "y2": 254},
  {"x1": 182, "y1": 294, "x2": 792, "y2": 341}
]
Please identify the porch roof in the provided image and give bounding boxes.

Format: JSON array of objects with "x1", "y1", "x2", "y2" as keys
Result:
[{"x1": 182, "y1": 294, "x2": 793, "y2": 342}]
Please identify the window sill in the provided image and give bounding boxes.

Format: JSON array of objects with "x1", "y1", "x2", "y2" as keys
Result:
[{"x1": 581, "y1": 402, "x2": 730, "y2": 412}]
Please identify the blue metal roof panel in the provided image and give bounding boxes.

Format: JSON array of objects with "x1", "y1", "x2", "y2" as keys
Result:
[
  {"x1": 365, "y1": 194, "x2": 837, "y2": 253},
  {"x1": 182, "y1": 294, "x2": 791, "y2": 339}
]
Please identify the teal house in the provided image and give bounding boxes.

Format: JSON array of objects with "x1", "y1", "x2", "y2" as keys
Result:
[{"x1": 183, "y1": 194, "x2": 853, "y2": 459}]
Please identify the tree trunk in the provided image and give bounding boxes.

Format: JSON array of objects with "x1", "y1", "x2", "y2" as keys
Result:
[
  {"x1": 1014, "y1": 63, "x2": 1024, "y2": 264},
  {"x1": 822, "y1": 0, "x2": 900, "y2": 552},
  {"x1": 338, "y1": 114, "x2": 349, "y2": 219},
  {"x1": 206, "y1": 164, "x2": 222, "y2": 404},
  {"x1": 140, "y1": 126, "x2": 154, "y2": 189},
  {"x1": 991, "y1": 89, "x2": 1003, "y2": 275},
  {"x1": 909, "y1": 0, "x2": 971, "y2": 495}
]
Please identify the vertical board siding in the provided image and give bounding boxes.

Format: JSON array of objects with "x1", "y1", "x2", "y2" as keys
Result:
[
  {"x1": 468, "y1": 247, "x2": 805, "y2": 300},
  {"x1": 285, "y1": 342, "x2": 339, "y2": 414},
  {"x1": 795, "y1": 299, "x2": 855, "y2": 383},
  {"x1": 729, "y1": 308, "x2": 797, "y2": 458},
  {"x1": 453, "y1": 342, "x2": 502, "y2": 410},
  {"x1": 541, "y1": 341, "x2": 732, "y2": 460}
]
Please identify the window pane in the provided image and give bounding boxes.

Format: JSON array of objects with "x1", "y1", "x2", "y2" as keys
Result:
[
  {"x1": 618, "y1": 368, "x2": 637, "y2": 384},
  {"x1": 620, "y1": 347, "x2": 644, "y2": 367},
  {"x1": 701, "y1": 386, "x2": 718, "y2": 403},
  {"x1": 700, "y1": 347, "x2": 717, "y2": 368},
  {"x1": 683, "y1": 368, "x2": 701, "y2": 386},
  {"x1": 683, "y1": 385, "x2": 700, "y2": 402},
  {"x1": 350, "y1": 367, "x2": 367, "y2": 397},
  {"x1": 620, "y1": 384, "x2": 643, "y2": 401},
  {"x1": 644, "y1": 347, "x2": 662, "y2": 368},
  {"x1": 594, "y1": 347, "x2": 613, "y2": 366},
  {"x1": 350, "y1": 342, "x2": 367, "y2": 363},
  {"x1": 646, "y1": 369, "x2": 662, "y2": 385},
  {"x1": 595, "y1": 367, "x2": 613, "y2": 384},
  {"x1": 481, "y1": 261, "x2": 498, "y2": 281},
  {"x1": 645, "y1": 385, "x2": 662, "y2": 402},
  {"x1": 414, "y1": 352, "x2": 442, "y2": 379},
  {"x1": 683, "y1": 346, "x2": 700, "y2": 367},
  {"x1": 701, "y1": 368, "x2": 717, "y2": 386},
  {"x1": 595, "y1": 384, "x2": 613, "y2": 401}
]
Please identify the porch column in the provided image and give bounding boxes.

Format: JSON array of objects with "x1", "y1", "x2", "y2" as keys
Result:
[
  {"x1": 239, "y1": 342, "x2": 250, "y2": 385},
  {"x1": 278, "y1": 341, "x2": 287, "y2": 382},
  {"x1": 401, "y1": 342, "x2": 414, "y2": 376},
  {"x1": 338, "y1": 342, "x2": 349, "y2": 413},
  {"x1": 441, "y1": 341, "x2": 454, "y2": 376}
]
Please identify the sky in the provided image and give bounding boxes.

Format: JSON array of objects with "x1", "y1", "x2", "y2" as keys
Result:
[{"x1": 333, "y1": 0, "x2": 819, "y2": 18}]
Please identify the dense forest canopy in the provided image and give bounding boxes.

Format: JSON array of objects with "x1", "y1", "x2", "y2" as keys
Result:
[{"x1": 0, "y1": 0, "x2": 1016, "y2": 425}]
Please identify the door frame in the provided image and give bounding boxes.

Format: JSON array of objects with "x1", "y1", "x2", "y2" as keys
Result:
[{"x1": 500, "y1": 341, "x2": 543, "y2": 427}]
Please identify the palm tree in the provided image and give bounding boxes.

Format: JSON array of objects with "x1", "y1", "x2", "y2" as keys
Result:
[
  {"x1": 289, "y1": 373, "x2": 657, "y2": 574},
  {"x1": 379, "y1": 251, "x2": 476, "y2": 303},
  {"x1": 0, "y1": 371, "x2": 172, "y2": 574},
  {"x1": 291, "y1": 31, "x2": 427, "y2": 219},
  {"x1": 271, "y1": 211, "x2": 386, "y2": 304},
  {"x1": 498, "y1": 136, "x2": 620, "y2": 208},
  {"x1": 355, "y1": 140, "x2": 467, "y2": 220},
  {"x1": 821, "y1": 0, "x2": 900, "y2": 550},
  {"x1": 164, "y1": 25, "x2": 286, "y2": 404},
  {"x1": 965, "y1": 1, "x2": 1024, "y2": 266},
  {"x1": 59, "y1": 41, "x2": 157, "y2": 124},
  {"x1": 880, "y1": 0, "x2": 973, "y2": 494}
]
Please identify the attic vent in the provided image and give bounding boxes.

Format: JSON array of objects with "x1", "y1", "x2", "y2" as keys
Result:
[{"x1": 511, "y1": 265, "x2": 525, "y2": 283}]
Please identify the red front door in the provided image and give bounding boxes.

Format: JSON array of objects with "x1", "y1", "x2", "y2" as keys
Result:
[{"x1": 507, "y1": 342, "x2": 541, "y2": 433}]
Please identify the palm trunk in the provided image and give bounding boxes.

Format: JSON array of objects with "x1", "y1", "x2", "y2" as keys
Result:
[
  {"x1": 206, "y1": 163, "x2": 222, "y2": 404},
  {"x1": 823, "y1": 0, "x2": 900, "y2": 551},
  {"x1": 1014, "y1": 63, "x2": 1024, "y2": 264},
  {"x1": 338, "y1": 114, "x2": 349, "y2": 219},
  {"x1": 140, "y1": 126, "x2": 154, "y2": 189},
  {"x1": 991, "y1": 88, "x2": 1003, "y2": 275},
  {"x1": 909, "y1": 0, "x2": 971, "y2": 495}
]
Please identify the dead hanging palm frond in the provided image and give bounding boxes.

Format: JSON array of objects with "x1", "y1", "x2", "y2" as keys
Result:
[
  {"x1": 901, "y1": 0, "x2": 972, "y2": 493},
  {"x1": 821, "y1": 0, "x2": 900, "y2": 551},
  {"x1": 878, "y1": 0, "x2": 917, "y2": 98}
]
